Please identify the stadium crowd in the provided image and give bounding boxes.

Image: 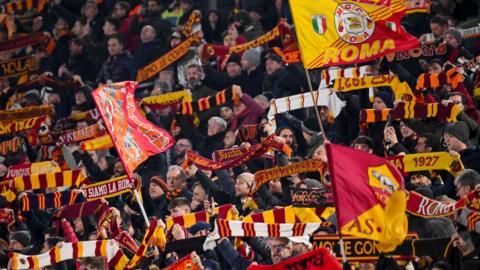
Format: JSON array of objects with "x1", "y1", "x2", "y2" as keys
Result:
[{"x1": 0, "y1": 0, "x2": 479, "y2": 269}]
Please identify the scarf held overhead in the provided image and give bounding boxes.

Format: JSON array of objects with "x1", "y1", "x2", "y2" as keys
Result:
[
  {"x1": 291, "y1": 188, "x2": 334, "y2": 208},
  {"x1": 165, "y1": 204, "x2": 235, "y2": 230},
  {"x1": 84, "y1": 175, "x2": 139, "y2": 201},
  {"x1": 80, "y1": 134, "x2": 114, "y2": 151},
  {"x1": 0, "y1": 105, "x2": 52, "y2": 122},
  {"x1": 141, "y1": 90, "x2": 192, "y2": 110},
  {"x1": 387, "y1": 152, "x2": 464, "y2": 177},
  {"x1": 20, "y1": 190, "x2": 86, "y2": 212},
  {"x1": 12, "y1": 169, "x2": 87, "y2": 191},
  {"x1": 0, "y1": 136, "x2": 24, "y2": 155},
  {"x1": 184, "y1": 134, "x2": 291, "y2": 171},
  {"x1": 212, "y1": 146, "x2": 274, "y2": 162},
  {"x1": 56, "y1": 123, "x2": 105, "y2": 146},
  {"x1": 6, "y1": 161, "x2": 61, "y2": 179},
  {"x1": 0, "y1": 115, "x2": 45, "y2": 136},
  {"x1": 0, "y1": 56, "x2": 38, "y2": 79},
  {"x1": 179, "y1": 88, "x2": 238, "y2": 115}
]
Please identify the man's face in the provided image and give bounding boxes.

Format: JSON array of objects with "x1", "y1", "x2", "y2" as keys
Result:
[
  {"x1": 265, "y1": 59, "x2": 282, "y2": 75},
  {"x1": 455, "y1": 182, "x2": 470, "y2": 199},
  {"x1": 9, "y1": 239, "x2": 24, "y2": 252},
  {"x1": 279, "y1": 129, "x2": 294, "y2": 146},
  {"x1": 400, "y1": 122, "x2": 415, "y2": 138},
  {"x1": 372, "y1": 97, "x2": 387, "y2": 110},
  {"x1": 353, "y1": 143, "x2": 372, "y2": 153},
  {"x1": 170, "y1": 205, "x2": 190, "y2": 217},
  {"x1": 113, "y1": 4, "x2": 127, "y2": 18},
  {"x1": 102, "y1": 21, "x2": 116, "y2": 35},
  {"x1": 220, "y1": 106, "x2": 233, "y2": 121},
  {"x1": 149, "y1": 182, "x2": 164, "y2": 199},
  {"x1": 114, "y1": 161, "x2": 125, "y2": 176},
  {"x1": 444, "y1": 133, "x2": 465, "y2": 152},
  {"x1": 69, "y1": 42, "x2": 83, "y2": 56},
  {"x1": 268, "y1": 239, "x2": 292, "y2": 264},
  {"x1": 141, "y1": 26, "x2": 156, "y2": 43},
  {"x1": 226, "y1": 62, "x2": 242, "y2": 78},
  {"x1": 174, "y1": 139, "x2": 192, "y2": 157},
  {"x1": 428, "y1": 62, "x2": 442, "y2": 73},
  {"x1": 448, "y1": 95, "x2": 464, "y2": 111},
  {"x1": 410, "y1": 174, "x2": 431, "y2": 186},
  {"x1": 72, "y1": 21, "x2": 83, "y2": 36},
  {"x1": 167, "y1": 168, "x2": 184, "y2": 191},
  {"x1": 186, "y1": 67, "x2": 201, "y2": 88},
  {"x1": 192, "y1": 185, "x2": 206, "y2": 204},
  {"x1": 414, "y1": 137, "x2": 430, "y2": 153},
  {"x1": 107, "y1": 38, "x2": 123, "y2": 56},
  {"x1": 208, "y1": 120, "x2": 221, "y2": 136},
  {"x1": 430, "y1": 23, "x2": 446, "y2": 38},
  {"x1": 223, "y1": 130, "x2": 236, "y2": 148},
  {"x1": 235, "y1": 176, "x2": 251, "y2": 197},
  {"x1": 147, "y1": 1, "x2": 160, "y2": 15},
  {"x1": 445, "y1": 33, "x2": 460, "y2": 48}
]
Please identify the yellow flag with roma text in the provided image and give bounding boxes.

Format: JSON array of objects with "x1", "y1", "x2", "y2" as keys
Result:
[{"x1": 289, "y1": 0, "x2": 419, "y2": 69}]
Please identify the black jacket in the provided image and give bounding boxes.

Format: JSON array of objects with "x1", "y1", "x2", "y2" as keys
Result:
[{"x1": 96, "y1": 51, "x2": 135, "y2": 84}]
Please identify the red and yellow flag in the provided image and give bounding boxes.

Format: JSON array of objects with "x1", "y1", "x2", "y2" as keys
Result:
[
  {"x1": 289, "y1": 0, "x2": 419, "y2": 69},
  {"x1": 92, "y1": 81, "x2": 174, "y2": 176},
  {"x1": 326, "y1": 143, "x2": 407, "y2": 252}
]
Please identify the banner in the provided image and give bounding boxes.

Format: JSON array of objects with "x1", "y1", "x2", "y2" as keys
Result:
[
  {"x1": 253, "y1": 159, "x2": 327, "y2": 193},
  {"x1": 290, "y1": 0, "x2": 419, "y2": 69},
  {"x1": 9, "y1": 240, "x2": 128, "y2": 270},
  {"x1": 0, "y1": 115, "x2": 45, "y2": 136},
  {"x1": 326, "y1": 143, "x2": 407, "y2": 252},
  {"x1": 141, "y1": 90, "x2": 192, "y2": 110},
  {"x1": 80, "y1": 134, "x2": 114, "y2": 151},
  {"x1": 360, "y1": 102, "x2": 462, "y2": 124},
  {"x1": 246, "y1": 247, "x2": 341, "y2": 270},
  {"x1": 92, "y1": 81, "x2": 174, "y2": 177},
  {"x1": 184, "y1": 134, "x2": 291, "y2": 171},
  {"x1": 291, "y1": 188, "x2": 334, "y2": 208},
  {"x1": 0, "y1": 136, "x2": 24, "y2": 155},
  {"x1": 136, "y1": 33, "x2": 201, "y2": 82},
  {"x1": 333, "y1": 75, "x2": 415, "y2": 100},
  {"x1": 387, "y1": 152, "x2": 464, "y2": 177},
  {"x1": 84, "y1": 175, "x2": 139, "y2": 201},
  {"x1": 312, "y1": 235, "x2": 456, "y2": 262},
  {"x1": 56, "y1": 123, "x2": 104, "y2": 146},
  {"x1": 0, "y1": 105, "x2": 52, "y2": 122},
  {"x1": 164, "y1": 253, "x2": 198, "y2": 270},
  {"x1": 0, "y1": 56, "x2": 38, "y2": 79},
  {"x1": 384, "y1": 43, "x2": 447, "y2": 62},
  {"x1": 6, "y1": 161, "x2": 61, "y2": 179},
  {"x1": 212, "y1": 146, "x2": 274, "y2": 162}
]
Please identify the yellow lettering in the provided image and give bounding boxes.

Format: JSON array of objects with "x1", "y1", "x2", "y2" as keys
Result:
[
  {"x1": 359, "y1": 41, "x2": 380, "y2": 59},
  {"x1": 323, "y1": 47, "x2": 339, "y2": 64},
  {"x1": 380, "y1": 39, "x2": 395, "y2": 53},
  {"x1": 341, "y1": 46, "x2": 358, "y2": 62}
]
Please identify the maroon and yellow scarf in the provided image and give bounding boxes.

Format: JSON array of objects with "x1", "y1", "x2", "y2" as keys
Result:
[
  {"x1": 56, "y1": 123, "x2": 104, "y2": 146},
  {"x1": 0, "y1": 56, "x2": 38, "y2": 79},
  {"x1": 0, "y1": 115, "x2": 45, "y2": 136},
  {"x1": 20, "y1": 190, "x2": 86, "y2": 212}
]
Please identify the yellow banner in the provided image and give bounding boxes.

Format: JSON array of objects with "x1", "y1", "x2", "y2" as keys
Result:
[{"x1": 333, "y1": 75, "x2": 415, "y2": 100}]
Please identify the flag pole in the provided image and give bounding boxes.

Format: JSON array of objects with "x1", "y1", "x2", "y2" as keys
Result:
[{"x1": 305, "y1": 69, "x2": 328, "y2": 142}]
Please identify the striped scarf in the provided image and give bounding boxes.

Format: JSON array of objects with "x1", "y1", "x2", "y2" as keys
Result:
[
  {"x1": 164, "y1": 253, "x2": 198, "y2": 270},
  {"x1": 9, "y1": 240, "x2": 129, "y2": 270},
  {"x1": 141, "y1": 90, "x2": 192, "y2": 110},
  {"x1": 387, "y1": 152, "x2": 464, "y2": 177},
  {"x1": 359, "y1": 102, "x2": 462, "y2": 124},
  {"x1": 179, "y1": 88, "x2": 239, "y2": 115},
  {"x1": 334, "y1": 75, "x2": 415, "y2": 101},
  {"x1": 242, "y1": 206, "x2": 322, "y2": 224},
  {"x1": 458, "y1": 208, "x2": 480, "y2": 233},
  {"x1": 54, "y1": 200, "x2": 110, "y2": 231},
  {"x1": 20, "y1": 190, "x2": 86, "y2": 212},
  {"x1": 0, "y1": 115, "x2": 45, "y2": 136},
  {"x1": 236, "y1": 124, "x2": 260, "y2": 143},
  {"x1": 12, "y1": 169, "x2": 87, "y2": 191},
  {"x1": 416, "y1": 68, "x2": 464, "y2": 90},
  {"x1": 4, "y1": 0, "x2": 49, "y2": 14},
  {"x1": 253, "y1": 160, "x2": 327, "y2": 193},
  {"x1": 267, "y1": 89, "x2": 345, "y2": 131},
  {"x1": 0, "y1": 136, "x2": 24, "y2": 156},
  {"x1": 127, "y1": 219, "x2": 166, "y2": 269},
  {"x1": 165, "y1": 204, "x2": 236, "y2": 230},
  {"x1": 0, "y1": 104, "x2": 52, "y2": 122},
  {"x1": 320, "y1": 66, "x2": 372, "y2": 87},
  {"x1": 6, "y1": 161, "x2": 61, "y2": 180},
  {"x1": 181, "y1": 10, "x2": 201, "y2": 37},
  {"x1": 203, "y1": 219, "x2": 323, "y2": 250},
  {"x1": 56, "y1": 123, "x2": 104, "y2": 146}
]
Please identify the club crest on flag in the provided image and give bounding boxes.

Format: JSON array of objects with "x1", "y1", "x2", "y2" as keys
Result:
[
  {"x1": 335, "y1": 3, "x2": 375, "y2": 44},
  {"x1": 312, "y1": 14, "x2": 327, "y2": 35},
  {"x1": 368, "y1": 164, "x2": 400, "y2": 203}
]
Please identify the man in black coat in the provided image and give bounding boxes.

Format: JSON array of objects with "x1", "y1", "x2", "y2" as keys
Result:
[{"x1": 96, "y1": 34, "x2": 135, "y2": 84}]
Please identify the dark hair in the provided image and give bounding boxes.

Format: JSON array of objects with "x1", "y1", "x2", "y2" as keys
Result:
[
  {"x1": 115, "y1": 1, "x2": 131, "y2": 12},
  {"x1": 80, "y1": 257, "x2": 106, "y2": 270},
  {"x1": 107, "y1": 33, "x2": 125, "y2": 45},
  {"x1": 352, "y1": 136, "x2": 374, "y2": 150},
  {"x1": 456, "y1": 169, "x2": 480, "y2": 190},
  {"x1": 429, "y1": 15, "x2": 448, "y2": 26},
  {"x1": 75, "y1": 17, "x2": 88, "y2": 26},
  {"x1": 45, "y1": 237, "x2": 63, "y2": 249},
  {"x1": 104, "y1": 17, "x2": 120, "y2": 30},
  {"x1": 430, "y1": 260, "x2": 451, "y2": 270},
  {"x1": 168, "y1": 197, "x2": 190, "y2": 210},
  {"x1": 446, "y1": 92, "x2": 467, "y2": 105},
  {"x1": 418, "y1": 133, "x2": 441, "y2": 152}
]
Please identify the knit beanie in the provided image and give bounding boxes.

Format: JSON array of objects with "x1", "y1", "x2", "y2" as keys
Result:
[
  {"x1": 234, "y1": 10, "x2": 251, "y2": 26},
  {"x1": 9, "y1": 231, "x2": 31, "y2": 248},
  {"x1": 374, "y1": 91, "x2": 394, "y2": 108},
  {"x1": 226, "y1": 54, "x2": 241, "y2": 67},
  {"x1": 150, "y1": 176, "x2": 168, "y2": 192},
  {"x1": 445, "y1": 28, "x2": 462, "y2": 44},
  {"x1": 242, "y1": 48, "x2": 260, "y2": 67},
  {"x1": 445, "y1": 121, "x2": 469, "y2": 144}
]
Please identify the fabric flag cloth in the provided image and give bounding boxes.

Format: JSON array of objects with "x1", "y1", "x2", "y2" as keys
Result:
[
  {"x1": 289, "y1": 0, "x2": 419, "y2": 69},
  {"x1": 326, "y1": 143, "x2": 408, "y2": 252},
  {"x1": 203, "y1": 219, "x2": 323, "y2": 250},
  {"x1": 8, "y1": 240, "x2": 129, "y2": 270},
  {"x1": 246, "y1": 247, "x2": 342, "y2": 270},
  {"x1": 80, "y1": 134, "x2": 114, "y2": 151},
  {"x1": 164, "y1": 253, "x2": 199, "y2": 270},
  {"x1": 267, "y1": 89, "x2": 345, "y2": 131},
  {"x1": 92, "y1": 81, "x2": 174, "y2": 177}
]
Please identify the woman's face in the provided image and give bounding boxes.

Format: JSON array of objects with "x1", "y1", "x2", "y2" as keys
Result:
[{"x1": 208, "y1": 12, "x2": 219, "y2": 23}]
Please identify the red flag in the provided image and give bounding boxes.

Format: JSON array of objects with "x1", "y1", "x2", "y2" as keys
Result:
[
  {"x1": 92, "y1": 81, "x2": 174, "y2": 176},
  {"x1": 325, "y1": 143, "x2": 407, "y2": 252}
]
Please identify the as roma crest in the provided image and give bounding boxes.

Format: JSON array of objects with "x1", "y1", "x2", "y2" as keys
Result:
[
  {"x1": 312, "y1": 15, "x2": 327, "y2": 35},
  {"x1": 335, "y1": 3, "x2": 375, "y2": 44},
  {"x1": 368, "y1": 164, "x2": 400, "y2": 194}
]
